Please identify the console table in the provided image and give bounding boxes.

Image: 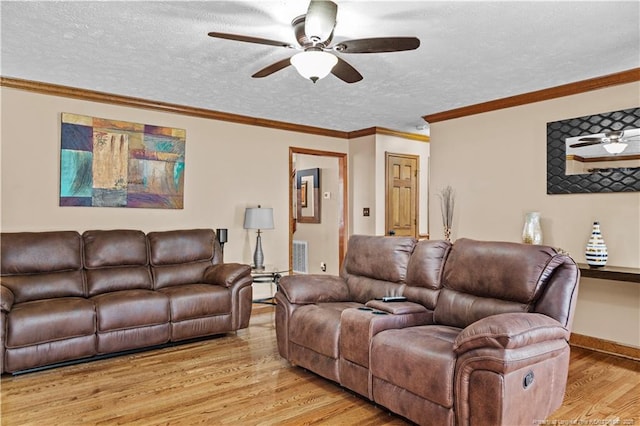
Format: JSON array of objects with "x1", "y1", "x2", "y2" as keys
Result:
[{"x1": 577, "y1": 263, "x2": 640, "y2": 283}]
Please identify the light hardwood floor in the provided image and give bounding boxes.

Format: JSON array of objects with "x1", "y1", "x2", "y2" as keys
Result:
[{"x1": 1, "y1": 305, "x2": 638, "y2": 425}]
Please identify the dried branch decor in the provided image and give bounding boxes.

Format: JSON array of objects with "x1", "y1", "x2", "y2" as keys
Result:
[{"x1": 438, "y1": 186, "x2": 455, "y2": 242}]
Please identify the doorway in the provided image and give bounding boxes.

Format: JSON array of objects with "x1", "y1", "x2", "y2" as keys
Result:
[
  {"x1": 289, "y1": 147, "x2": 348, "y2": 274},
  {"x1": 385, "y1": 152, "x2": 419, "y2": 237}
]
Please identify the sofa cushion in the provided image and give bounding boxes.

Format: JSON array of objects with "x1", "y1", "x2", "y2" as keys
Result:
[
  {"x1": 342, "y1": 235, "x2": 416, "y2": 283},
  {"x1": 159, "y1": 284, "x2": 231, "y2": 321},
  {"x1": 92, "y1": 290, "x2": 169, "y2": 331},
  {"x1": 152, "y1": 263, "x2": 211, "y2": 290},
  {"x1": 405, "y1": 239, "x2": 451, "y2": 289},
  {"x1": 86, "y1": 267, "x2": 153, "y2": 296},
  {"x1": 83, "y1": 230, "x2": 153, "y2": 296},
  {"x1": 371, "y1": 325, "x2": 460, "y2": 408},
  {"x1": 346, "y1": 276, "x2": 406, "y2": 304},
  {"x1": 0, "y1": 231, "x2": 85, "y2": 303},
  {"x1": 148, "y1": 229, "x2": 216, "y2": 266},
  {"x1": 148, "y1": 229, "x2": 217, "y2": 289},
  {"x1": 6, "y1": 298, "x2": 96, "y2": 348},
  {"x1": 404, "y1": 239, "x2": 451, "y2": 309},
  {"x1": 83, "y1": 230, "x2": 148, "y2": 268},
  {"x1": 435, "y1": 238, "x2": 559, "y2": 328},
  {"x1": 1, "y1": 231, "x2": 82, "y2": 274},
  {"x1": 0, "y1": 271, "x2": 86, "y2": 305}
]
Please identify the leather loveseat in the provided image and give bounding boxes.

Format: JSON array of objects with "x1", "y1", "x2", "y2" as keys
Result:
[
  {"x1": 0, "y1": 228, "x2": 253, "y2": 374},
  {"x1": 275, "y1": 235, "x2": 580, "y2": 426}
]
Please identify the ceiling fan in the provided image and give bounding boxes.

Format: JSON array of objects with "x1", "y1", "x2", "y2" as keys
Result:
[
  {"x1": 569, "y1": 129, "x2": 640, "y2": 154},
  {"x1": 208, "y1": 0, "x2": 420, "y2": 83}
]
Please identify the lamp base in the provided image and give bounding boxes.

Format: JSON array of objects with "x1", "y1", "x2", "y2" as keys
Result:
[{"x1": 253, "y1": 230, "x2": 265, "y2": 270}]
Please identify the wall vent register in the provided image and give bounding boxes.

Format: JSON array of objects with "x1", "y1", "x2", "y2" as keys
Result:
[{"x1": 293, "y1": 240, "x2": 309, "y2": 274}]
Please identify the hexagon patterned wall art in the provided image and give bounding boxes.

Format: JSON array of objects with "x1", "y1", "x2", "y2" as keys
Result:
[{"x1": 547, "y1": 107, "x2": 640, "y2": 194}]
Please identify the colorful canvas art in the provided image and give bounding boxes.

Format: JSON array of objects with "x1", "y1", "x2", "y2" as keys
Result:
[{"x1": 60, "y1": 113, "x2": 186, "y2": 208}]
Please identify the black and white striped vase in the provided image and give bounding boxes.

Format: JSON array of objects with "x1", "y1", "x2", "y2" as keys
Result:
[{"x1": 585, "y1": 221, "x2": 608, "y2": 267}]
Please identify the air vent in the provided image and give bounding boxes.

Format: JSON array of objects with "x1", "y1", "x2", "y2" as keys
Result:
[{"x1": 293, "y1": 240, "x2": 308, "y2": 274}]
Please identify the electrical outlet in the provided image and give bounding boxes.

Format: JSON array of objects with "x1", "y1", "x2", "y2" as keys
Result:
[
  {"x1": 320, "y1": 262, "x2": 327, "y2": 272},
  {"x1": 363, "y1": 207, "x2": 370, "y2": 217}
]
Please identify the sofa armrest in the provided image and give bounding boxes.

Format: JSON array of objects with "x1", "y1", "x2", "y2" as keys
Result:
[
  {"x1": 1, "y1": 285, "x2": 14, "y2": 312},
  {"x1": 278, "y1": 274, "x2": 349, "y2": 304},
  {"x1": 453, "y1": 312, "x2": 569, "y2": 355},
  {"x1": 203, "y1": 263, "x2": 252, "y2": 288}
]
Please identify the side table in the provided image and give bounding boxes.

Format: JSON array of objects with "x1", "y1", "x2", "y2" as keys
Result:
[{"x1": 251, "y1": 268, "x2": 288, "y2": 305}]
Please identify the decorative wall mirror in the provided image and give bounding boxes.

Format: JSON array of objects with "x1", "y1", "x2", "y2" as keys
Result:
[
  {"x1": 297, "y1": 168, "x2": 321, "y2": 223},
  {"x1": 547, "y1": 107, "x2": 640, "y2": 193}
]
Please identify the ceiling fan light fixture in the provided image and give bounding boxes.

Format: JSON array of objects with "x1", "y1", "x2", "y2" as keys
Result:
[
  {"x1": 291, "y1": 50, "x2": 338, "y2": 83},
  {"x1": 603, "y1": 142, "x2": 627, "y2": 154}
]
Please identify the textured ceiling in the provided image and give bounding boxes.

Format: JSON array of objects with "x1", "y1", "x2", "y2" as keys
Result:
[{"x1": 2, "y1": 1, "x2": 639, "y2": 134}]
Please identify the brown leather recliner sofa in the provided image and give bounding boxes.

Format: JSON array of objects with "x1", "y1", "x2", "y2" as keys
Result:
[
  {"x1": 275, "y1": 235, "x2": 580, "y2": 426},
  {"x1": 0, "y1": 228, "x2": 253, "y2": 374}
]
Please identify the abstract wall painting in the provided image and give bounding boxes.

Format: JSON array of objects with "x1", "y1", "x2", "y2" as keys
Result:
[{"x1": 60, "y1": 113, "x2": 186, "y2": 209}]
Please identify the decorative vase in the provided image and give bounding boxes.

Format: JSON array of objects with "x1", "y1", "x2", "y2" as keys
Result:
[
  {"x1": 443, "y1": 226, "x2": 452, "y2": 242},
  {"x1": 522, "y1": 212, "x2": 542, "y2": 245},
  {"x1": 585, "y1": 221, "x2": 608, "y2": 267}
]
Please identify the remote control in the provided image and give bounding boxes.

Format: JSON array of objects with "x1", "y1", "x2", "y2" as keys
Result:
[{"x1": 382, "y1": 296, "x2": 407, "y2": 302}]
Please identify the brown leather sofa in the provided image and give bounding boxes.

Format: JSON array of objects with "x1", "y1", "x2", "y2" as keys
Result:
[
  {"x1": 275, "y1": 235, "x2": 580, "y2": 426},
  {"x1": 0, "y1": 228, "x2": 253, "y2": 374}
]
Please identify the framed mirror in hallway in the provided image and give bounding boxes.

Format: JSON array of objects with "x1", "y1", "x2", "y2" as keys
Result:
[{"x1": 289, "y1": 147, "x2": 348, "y2": 275}]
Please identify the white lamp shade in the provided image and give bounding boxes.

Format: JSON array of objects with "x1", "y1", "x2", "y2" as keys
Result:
[
  {"x1": 243, "y1": 207, "x2": 274, "y2": 230},
  {"x1": 603, "y1": 142, "x2": 627, "y2": 154},
  {"x1": 290, "y1": 51, "x2": 338, "y2": 82}
]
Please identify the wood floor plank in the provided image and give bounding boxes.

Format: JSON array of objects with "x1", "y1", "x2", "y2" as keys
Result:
[{"x1": 1, "y1": 305, "x2": 638, "y2": 425}]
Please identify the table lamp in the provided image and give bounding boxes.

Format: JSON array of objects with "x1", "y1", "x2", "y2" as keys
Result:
[{"x1": 243, "y1": 205, "x2": 274, "y2": 270}]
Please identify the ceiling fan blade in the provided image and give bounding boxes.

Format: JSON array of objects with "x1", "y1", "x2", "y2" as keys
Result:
[
  {"x1": 208, "y1": 32, "x2": 295, "y2": 49},
  {"x1": 333, "y1": 37, "x2": 420, "y2": 54},
  {"x1": 252, "y1": 57, "x2": 292, "y2": 78},
  {"x1": 570, "y1": 141, "x2": 603, "y2": 148},
  {"x1": 606, "y1": 130, "x2": 623, "y2": 138},
  {"x1": 304, "y1": 0, "x2": 338, "y2": 43},
  {"x1": 331, "y1": 57, "x2": 363, "y2": 83},
  {"x1": 577, "y1": 137, "x2": 603, "y2": 142}
]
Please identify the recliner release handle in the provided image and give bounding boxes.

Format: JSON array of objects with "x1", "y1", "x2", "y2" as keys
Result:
[{"x1": 523, "y1": 371, "x2": 535, "y2": 389}]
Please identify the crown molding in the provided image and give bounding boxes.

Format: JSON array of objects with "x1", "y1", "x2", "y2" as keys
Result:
[
  {"x1": 0, "y1": 76, "x2": 350, "y2": 139},
  {"x1": 348, "y1": 126, "x2": 430, "y2": 142},
  {"x1": 0, "y1": 76, "x2": 429, "y2": 141},
  {"x1": 6, "y1": 72, "x2": 632, "y2": 140},
  {"x1": 423, "y1": 68, "x2": 640, "y2": 123}
]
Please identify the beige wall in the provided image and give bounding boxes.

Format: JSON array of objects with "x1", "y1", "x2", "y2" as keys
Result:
[
  {"x1": 429, "y1": 82, "x2": 640, "y2": 347},
  {"x1": 0, "y1": 87, "x2": 348, "y2": 278},
  {"x1": 347, "y1": 133, "x2": 430, "y2": 237},
  {"x1": 374, "y1": 133, "x2": 430, "y2": 236},
  {"x1": 348, "y1": 135, "x2": 377, "y2": 235},
  {"x1": 293, "y1": 154, "x2": 340, "y2": 276}
]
